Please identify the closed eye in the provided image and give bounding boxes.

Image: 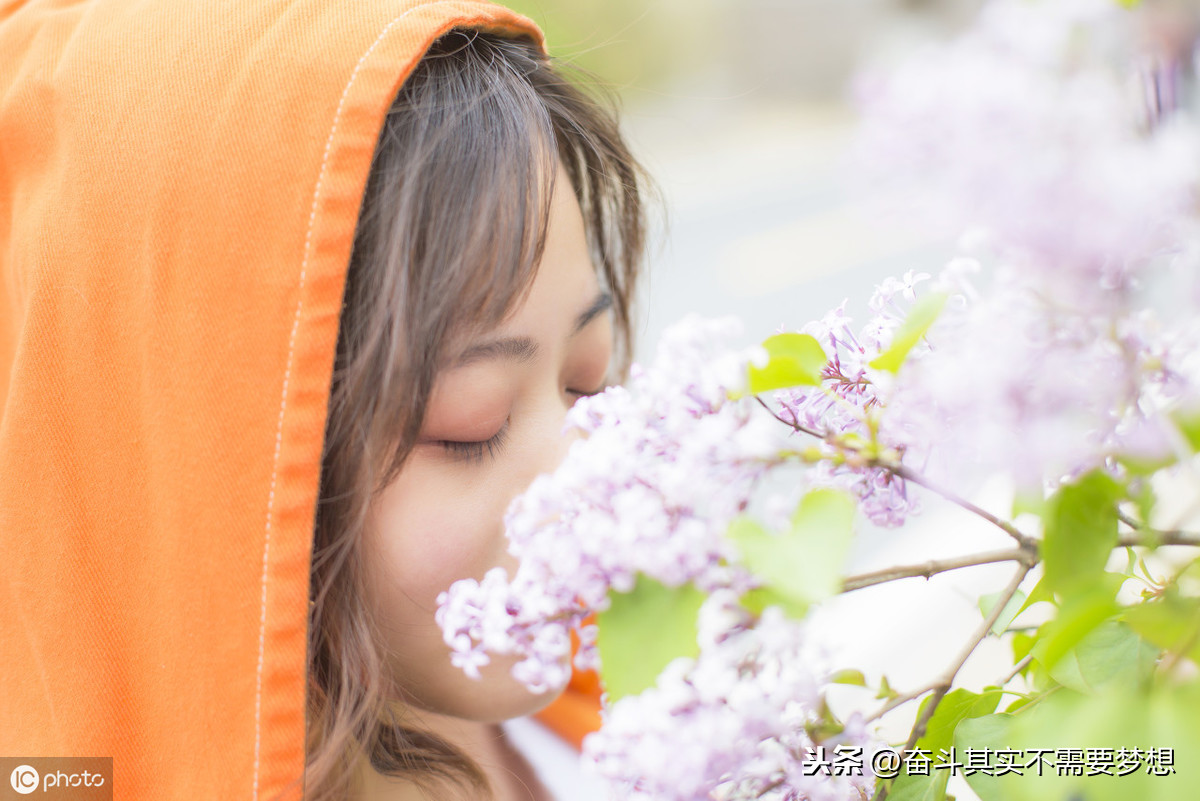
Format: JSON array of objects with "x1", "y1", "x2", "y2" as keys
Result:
[
  {"x1": 438, "y1": 385, "x2": 603, "y2": 464},
  {"x1": 438, "y1": 419, "x2": 510, "y2": 464},
  {"x1": 569, "y1": 384, "x2": 607, "y2": 398}
]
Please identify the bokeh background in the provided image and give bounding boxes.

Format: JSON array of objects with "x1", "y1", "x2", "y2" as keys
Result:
[{"x1": 508, "y1": 0, "x2": 981, "y2": 348}]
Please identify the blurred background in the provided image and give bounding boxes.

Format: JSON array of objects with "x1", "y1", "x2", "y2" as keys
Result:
[{"x1": 507, "y1": 0, "x2": 983, "y2": 349}]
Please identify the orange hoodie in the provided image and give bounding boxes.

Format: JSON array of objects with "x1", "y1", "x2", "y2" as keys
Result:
[{"x1": 0, "y1": 1, "x2": 599, "y2": 797}]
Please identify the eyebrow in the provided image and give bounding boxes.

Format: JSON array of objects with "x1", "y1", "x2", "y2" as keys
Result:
[{"x1": 452, "y1": 290, "x2": 613, "y2": 369}]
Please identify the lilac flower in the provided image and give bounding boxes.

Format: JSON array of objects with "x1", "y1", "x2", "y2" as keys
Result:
[
  {"x1": 881, "y1": 270, "x2": 1125, "y2": 490},
  {"x1": 582, "y1": 592, "x2": 878, "y2": 801},
  {"x1": 437, "y1": 9, "x2": 1200, "y2": 801},
  {"x1": 853, "y1": 0, "x2": 1200, "y2": 288},
  {"x1": 846, "y1": 0, "x2": 1200, "y2": 491},
  {"x1": 770, "y1": 284, "x2": 931, "y2": 528},
  {"x1": 438, "y1": 316, "x2": 797, "y2": 688}
]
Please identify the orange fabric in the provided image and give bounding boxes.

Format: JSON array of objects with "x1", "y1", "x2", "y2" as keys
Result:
[
  {"x1": 533, "y1": 616, "x2": 605, "y2": 750},
  {"x1": 532, "y1": 669, "x2": 604, "y2": 752},
  {"x1": 0, "y1": 2, "x2": 546, "y2": 799}
]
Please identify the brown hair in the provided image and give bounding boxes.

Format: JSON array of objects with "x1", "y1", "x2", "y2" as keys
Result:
[{"x1": 303, "y1": 28, "x2": 649, "y2": 801}]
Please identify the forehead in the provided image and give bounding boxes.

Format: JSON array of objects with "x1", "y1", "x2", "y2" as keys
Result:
[
  {"x1": 447, "y1": 163, "x2": 600, "y2": 359},
  {"x1": 510, "y1": 165, "x2": 597, "y2": 310}
]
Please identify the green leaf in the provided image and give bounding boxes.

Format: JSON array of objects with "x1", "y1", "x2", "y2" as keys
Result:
[
  {"x1": 979, "y1": 589, "x2": 1026, "y2": 636},
  {"x1": 1026, "y1": 653, "x2": 1060, "y2": 693},
  {"x1": 1041, "y1": 471, "x2": 1121, "y2": 597},
  {"x1": 876, "y1": 674, "x2": 898, "y2": 701},
  {"x1": 1123, "y1": 546, "x2": 1138, "y2": 577},
  {"x1": 1045, "y1": 620, "x2": 1159, "y2": 694},
  {"x1": 884, "y1": 688, "x2": 1004, "y2": 801},
  {"x1": 737, "y1": 584, "x2": 808, "y2": 619},
  {"x1": 955, "y1": 714, "x2": 1013, "y2": 801},
  {"x1": 883, "y1": 771, "x2": 949, "y2": 801},
  {"x1": 745, "y1": 333, "x2": 827, "y2": 394},
  {"x1": 595, "y1": 575, "x2": 705, "y2": 702},
  {"x1": 1124, "y1": 592, "x2": 1200, "y2": 666},
  {"x1": 729, "y1": 489, "x2": 856, "y2": 614},
  {"x1": 1011, "y1": 488, "x2": 1047, "y2": 519},
  {"x1": 1172, "y1": 406, "x2": 1200, "y2": 451},
  {"x1": 1011, "y1": 631, "x2": 1036, "y2": 672},
  {"x1": 998, "y1": 683, "x2": 1200, "y2": 801},
  {"x1": 917, "y1": 688, "x2": 1003, "y2": 756},
  {"x1": 869, "y1": 292, "x2": 947, "y2": 373},
  {"x1": 1117, "y1": 449, "x2": 1175, "y2": 476},
  {"x1": 1031, "y1": 582, "x2": 1122, "y2": 671},
  {"x1": 1014, "y1": 576, "x2": 1052, "y2": 617},
  {"x1": 1002, "y1": 694, "x2": 1034, "y2": 713},
  {"x1": 1135, "y1": 481, "x2": 1156, "y2": 532},
  {"x1": 831, "y1": 668, "x2": 867, "y2": 686}
]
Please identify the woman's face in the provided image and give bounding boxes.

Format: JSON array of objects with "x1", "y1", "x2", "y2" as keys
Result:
[{"x1": 362, "y1": 165, "x2": 613, "y2": 723}]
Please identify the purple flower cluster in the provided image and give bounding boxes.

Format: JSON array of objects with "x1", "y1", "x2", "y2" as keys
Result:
[
  {"x1": 883, "y1": 265, "x2": 1117, "y2": 488},
  {"x1": 769, "y1": 270, "x2": 934, "y2": 527},
  {"x1": 852, "y1": 0, "x2": 1200, "y2": 490},
  {"x1": 583, "y1": 591, "x2": 877, "y2": 801},
  {"x1": 435, "y1": 316, "x2": 893, "y2": 797},
  {"x1": 853, "y1": 0, "x2": 1200, "y2": 287},
  {"x1": 434, "y1": 5, "x2": 1200, "y2": 800},
  {"x1": 881, "y1": 257, "x2": 1200, "y2": 491},
  {"x1": 436, "y1": 315, "x2": 795, "y2": 691}
]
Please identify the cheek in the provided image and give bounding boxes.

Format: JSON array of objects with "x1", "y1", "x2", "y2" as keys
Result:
[
  {"x1": 359, "y1": 458, "x2": 566, "y2": 721},
  {"x1": 364, "y1": 460, "x2": 510, "y2": 632}
]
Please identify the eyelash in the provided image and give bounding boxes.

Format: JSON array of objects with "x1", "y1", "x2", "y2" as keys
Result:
[
  {"x1": 437, "y1": 386, "x2": 606, "y2": 464},
  {"x1": 439, "y1": 421, "x2": 510, "y2": 464}
]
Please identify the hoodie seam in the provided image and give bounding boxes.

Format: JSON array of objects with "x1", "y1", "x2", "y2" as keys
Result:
[{"x1": 251, "y1": 6, "x2": 425, "y2": 799}]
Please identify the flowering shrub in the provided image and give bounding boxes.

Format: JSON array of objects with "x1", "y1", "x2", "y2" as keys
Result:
[{"x1": 438, "y1": 1, "x2": 1200, "y2": 799}]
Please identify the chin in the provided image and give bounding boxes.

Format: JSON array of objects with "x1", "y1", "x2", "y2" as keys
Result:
[
  {"x1": 399, "y1": 650, "x2": 572, "y2": 724},
  {"x1": 455, "y1": 653, "x2": 571, "y2": 723}
]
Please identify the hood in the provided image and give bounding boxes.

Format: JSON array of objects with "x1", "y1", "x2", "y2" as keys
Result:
[{"x1": 0, "y1": 1, "x2": 564, "y2": 798}]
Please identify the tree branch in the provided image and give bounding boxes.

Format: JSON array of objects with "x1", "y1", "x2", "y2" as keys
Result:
[
  {"x1": 1116, "y1": 510, "x2": 1200, "y2": 547},
  {"x1": 908, "y1": 564, "x2": 1030, "y2": 737},
  {"x1": 841, "y1": 548, "x2": 1031, "y2": 593},
  {"x1": 871, "y1": 562, "x2": 1032, "y2": 793},
  {"x1": 754, "y1": 394, "x2": 824, "y2": 439},
  {"x1": 1117, "y1": 530, "x2": 1200, "y2": 547},
  {"x1": 996, "y1": 654, "x2": 1033, "y2": 688},
  {"x1": 890, "y1": 465, "x2": 1036, "y2": 549},
  {"x1": 755, "y1": 393, "x2": 1034, "y2": 548}
]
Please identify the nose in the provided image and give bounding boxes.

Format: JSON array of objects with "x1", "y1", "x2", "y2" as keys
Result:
[
  {"x1": 494, "y1": 390, "x2": 580, "y2": 571},
  {"x1": 517, "y1": 387, "x2": 581, "y2": 491},
  {"x1": 492, "y1": 388, "x2": 576, "y2": 568},
  {"x1": 546, "y1": 389, "x2": 583, "y2": 473}
]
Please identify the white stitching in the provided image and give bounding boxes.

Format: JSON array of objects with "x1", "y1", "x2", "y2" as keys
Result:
[{"x1": 252, "y1": 6, "x2": 430, "y2": 798}]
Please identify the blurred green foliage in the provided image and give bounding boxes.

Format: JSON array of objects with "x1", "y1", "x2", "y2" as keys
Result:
[{"x1": 502, "y1": 0, "x2": 716, "y2": 94}]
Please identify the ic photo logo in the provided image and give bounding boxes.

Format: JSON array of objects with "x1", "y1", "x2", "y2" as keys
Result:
[
  {"x1": 1, "y1": 758, "x2": 111, "y2": 799},
  {"x1": 9, "y1": 766, "x2": 37, "y2": 796}
]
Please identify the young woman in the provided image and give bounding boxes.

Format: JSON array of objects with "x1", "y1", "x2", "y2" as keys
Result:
[
  {"x1": 308, "y1": 26, "x2": 647, "y2": 801},
  {"x1": 0, "y1": 1, "x2": 648, "y2": 799}
]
